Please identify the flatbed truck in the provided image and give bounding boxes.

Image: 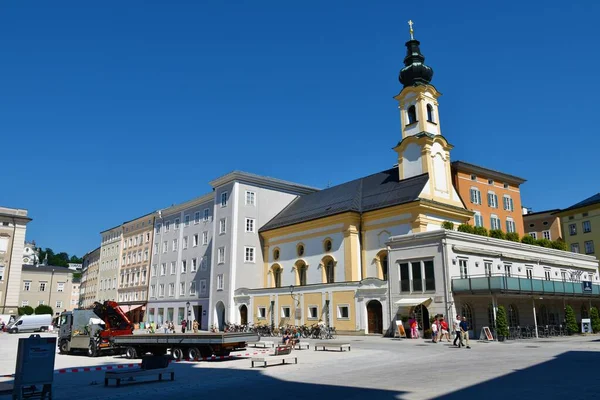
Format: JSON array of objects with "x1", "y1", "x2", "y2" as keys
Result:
[{"x1": 57, "y1": 301, "x2": 258, "y2": 359}]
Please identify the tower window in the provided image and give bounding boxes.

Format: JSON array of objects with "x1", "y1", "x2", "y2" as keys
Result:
[
  {"x1": 407, "y1": 105, "x2": 417, "y2": 125},
  {"x1": 426, "y1": 104, "x2": 434, "y2": 122}
]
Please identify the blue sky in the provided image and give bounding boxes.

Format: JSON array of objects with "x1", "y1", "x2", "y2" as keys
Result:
[{"x1": 1, "y1": 1, "x2": 598, "y2": 257}]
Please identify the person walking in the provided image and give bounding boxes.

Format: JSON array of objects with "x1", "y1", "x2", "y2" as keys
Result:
[
  {"x1": 439, "y1": 317, "x2": 451, "y2": 342},
  {"x1": 163, "y1": 321, "x2": 169, "y2": 334},
  {"x1": 453, "y1": 315, "x2": 463, "y2": 347},
  {"x1": 181, "y1": 319, "x2": 187, "y2": 333},
  {"x1": 410, "y1": 317, "x2": 419, "y2": 339},
  {"x1": 431, "y1": 315, "x2": 439, "y2": 343},
  {"x1": 192, "y1": 319, "x2": 199, "y2": 333},
  {"x1": 460, "y1": 316, "x2": 471, "y2": 349}
]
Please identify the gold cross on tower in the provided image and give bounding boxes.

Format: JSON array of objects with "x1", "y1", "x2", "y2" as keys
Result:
[{"x1": 408, "y1": 20, "x2": 414, "y2": 40}]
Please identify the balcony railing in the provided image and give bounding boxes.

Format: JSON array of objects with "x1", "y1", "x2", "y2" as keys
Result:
[{"x1": 452, "y1": 274, "x2": 600, "y2": 296}]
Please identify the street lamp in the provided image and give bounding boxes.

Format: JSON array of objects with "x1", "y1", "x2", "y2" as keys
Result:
[
  {"x1": 186, "y1": 301, "x2": 191, "y2": 329},
  {"x1": 289, "y1": 285, "x2": 300, "y2": 322}
]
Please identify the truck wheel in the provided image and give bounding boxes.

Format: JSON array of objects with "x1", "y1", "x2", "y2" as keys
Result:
[
  {"x1": 125, "y1": 346, "x2": 138, "y2": 359},
  {"x1": 39, "y1": 326, "x2": 47, "y2": 332},
  {"x1": 88, "y1": 342, "x2": 98, "y2": 357},
  {"x1": 59, "y1": 340, "x2": 70, "y2": 354},
  {"x1": 188, "y1": 347, "x2": 201, "y2": 361},
  {"x1": 171, "y1": 347, "x2": 184, "y2": 361},
  {"x1": 9, "y1": 328, "x2": 17, "y2": 334}
]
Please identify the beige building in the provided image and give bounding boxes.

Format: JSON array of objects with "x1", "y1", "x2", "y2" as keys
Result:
[
  {"x1": 98, "y1": 225, "x2": 122, "y2": 302},
  {"x1": 118, "y1": 213, "x2": 154, "y2": 323},
  {"x1": 70, "y1": 277, "x2": 80, "y2": 310},
  {"x1": 523, "y1": 209, "x2": 562, "y2": 242},
  {"x1": 0, "y1": 207, "x2": 32, "y2": 314},
  {"x1": 19, "y1": 265, "x2": 75, "y2": 314},
  {"x1": 80, "y1": 247, "x2": 100, "y2": 308}
]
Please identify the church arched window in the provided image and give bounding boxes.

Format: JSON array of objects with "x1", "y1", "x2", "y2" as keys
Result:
[
  {"x1": 407, "y1": 105, "x2": 417, "y2": 124},
  {"x1": 426, "y1": 104, "x2": 434, "y2": 122}
]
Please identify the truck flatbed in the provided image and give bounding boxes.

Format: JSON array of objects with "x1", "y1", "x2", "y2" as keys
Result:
[{"x1": 113, "y1": 332, "x2": 259, "y2": 346}]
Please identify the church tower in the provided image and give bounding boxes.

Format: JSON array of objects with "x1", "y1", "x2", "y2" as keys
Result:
[{"x1": 393, "y1": 22, "x2": 463, "y2": 208}]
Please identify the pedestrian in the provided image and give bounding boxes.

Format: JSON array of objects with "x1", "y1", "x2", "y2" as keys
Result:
[
  {"x1": 410, "y1": 316, "x2": 419, "y2": 339},
  {"x1": 163, "y1": 321, "x2": 169, "y2": 334},
  {"x1": 431, "y1": 315, "x2": 439, "y2": 343},
  {"x1": 169, "y1": 321, "x2": 175, "y2": 333},
  {"x1": 460, "y1": 316, "x2": 471, "y2": 349},
  {"x1": 439, "y1": 317, "x2": 451, "y2": 342},
  {"x1": 181, "y1": 319, "x2": 187, "y2": 333},
  {"x1": 193, "y1": 320, "x2": 199, "y2": 333},
  {"x1": 453, "y1": 315, "x2": 462, "y2": 347}
]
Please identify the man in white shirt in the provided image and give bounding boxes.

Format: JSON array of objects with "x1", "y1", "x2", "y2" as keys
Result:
[{"x1": 452, "y1": 315, "x2": 463, "y2": 347}]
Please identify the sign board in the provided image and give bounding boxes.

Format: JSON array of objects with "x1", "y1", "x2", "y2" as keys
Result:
[
  {"x1": 295, "y1": 308, "x2": 302, "y2": 320},
  {"x1": 13, "y1": 334, "x2": 56, "y2": 400},
  {"x1": 395, "y1": 320, "x2": 406, "y2": 338},
  {"x1": 479, "y1": 326, "x2": 494, "y2": 341},
  {"x1": 583, "y1": 281, "x2": 592, "y2": 293}
]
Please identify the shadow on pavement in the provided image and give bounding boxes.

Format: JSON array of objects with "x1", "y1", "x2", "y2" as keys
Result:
[{"x1": 436, "y1": 351, "x2": 597, "y2": 400}]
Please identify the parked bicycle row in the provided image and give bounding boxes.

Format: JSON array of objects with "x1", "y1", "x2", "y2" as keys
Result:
[{"x1": 223, "y1": 322, "x2": 337, "y2": 339}]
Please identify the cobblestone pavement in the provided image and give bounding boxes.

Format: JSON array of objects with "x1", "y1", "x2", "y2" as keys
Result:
[{"x1": 2, "y1": 332, "x2": 599, "y2": 399}]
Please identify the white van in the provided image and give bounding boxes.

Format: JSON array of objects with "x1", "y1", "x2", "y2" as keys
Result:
[{"x1": 7, "y1": 314, "x2": 52, "y2": 333}]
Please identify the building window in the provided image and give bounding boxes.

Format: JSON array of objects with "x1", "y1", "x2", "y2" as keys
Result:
[
  {"x1": 193, "y1": 234, "x2": 199, "y2": 247},
  {"x1": 163, "y1": 241, "x2": 167, "y2": 253},
  {"x1": 380, "y1": 254, "x2": 389, "y2": 281},
  {"x1": 172, "y1": 239, "x2": 178, "y2": 251},
  {"x1": 245, "y1": 247, "x2": 255, "y2": 263},
  {"x1": 459, "y1": 259, "x2": 468, "y2": 278},
  {"x1": 325, "y1": 259, "x2": 335, "y2": 283},
  {"x1": 57, "y1": 282, "x2": 65, "y2": 292},
  {"x1": 39, "y1": 282, "x2": 47, "y2": 292},
  {"x1": 544, "y1": 269, "x2": 551, "y2": 281},
  {"x1": 503, "y1": 183, "x2": 509, "y2": 189},
  {"x1": 191, "y1": 258, "x2": 198, "y2": 272},
  {"x1": 337, "y1": 305, "x2": 350, "y2": 319},
  {"x1": 426, "y1": 104, "x2": 434, "y2": 122},
  {"x1": 174, "y1": 218, "x2": 180, "y2": 229},
  {"x1": 474, "y1": 212, "x2": 484, "y2": 227},
  {"x1": 245, "y1": 191, "x2": 256, "y2": 206},
  {"x1": 324, "y1": 239, "x2": 332, "y2": 252},
  {"x1": 470, "y1": 174, "x2": 477, "y2": 181},
  {"x1": 273, "y1": 266, "x2": 282, "y2": 288},
  {"x1": 217, "y1": 274, "x2": 224, "y2": 290},
  {"x1": 190, "y1": 281, "x2": 196, "y2": 296},
  {"x1": 21, "y1": 300, "x2": 28, "y2": 307},
  {"x1": 202, "y1": 231, "x2": 208, "y2": 245},
  {"x1": 184, "y1": 215, "x2": 190, "y2": 227},
  {"x1": 170, "y1": 262, "x2": 176, "y2": 275},
  {"x1": 258, "y1": 307, "x2": 266, "y2": 319},
  {"x1": 181, "y1": 260, "x2": 187, "y2": 274},
  {"x1": 507, "y1": 305, "x2": 519, "y2": 327},
  {"x1": 529, "y1": 232, "x2": 537, "y2": 240},
  {"x1": 200, "y1": 279, "x2": 207, "y2": 294},
  {"x1": 561, "y1": 270, "x2": 567, "y2": 281},
  {"x1": 484, "y1": 261, "x2": 492, "y2": 277},
  {"x1": 165, "y1": 221, "x2": 170, "y2": 232},
  {"x1": 24, "y1": 281, "x2": 31, "y2": 291},
  {"x1": 503, "y1": 195, "x2": 514, "y2": 211},
  {"x1": 297, "y1": 244, "x2": 305, "y2": 257},
  {"x1": 55, "y1": 301, "x2": 63, "y2": 309},
  {"x1": 571, "y1": 243, "x2": 580, "y2": 253},
  {"x1": 406, "y1": 105, "x2": 417, "y2": 124},
  {"x1": 504, "y1": 263, "x2": 512, "y2": 277},
  {"x1": 194, "y1": 211, "x2": 200, "y2": 224},
  {"x1": 180, "y1": 282, "x2": 185, "y2": 296},
  {"x1": 488, "y1": 179, "x2": 494, "y2": 185},
  {"x1": 159, "y1": 284, "x2": 165, "y2": 297},
  {"x1": 487, "y1": 192, "x2": 498, "y2": 208},
  {"x1": 569, "y1": 224, "x2": 577, "y2": 235},
  {"x1": 219, "y1": 219, "x2": 226, "y2": 234},
  {"x1": 218, "y1": 247, "x2": 225, "y2": 264},
  {"x1": 412, "y1": 261, "x2": 422, "y2": 291},
  {"x1": 424, "y1": 260, "x2": 435, "y2": 291},
  {"x1": 298, "y1": 263, "x2": 307, "y2": 286},
  {"x1": 245, "y1": 218, "x2": 255, "y2": 233},
  {"x1": 506, "y1": 219, "x2": 516, "y2": 233},
  {"x1": 399, "y1": 263, "x2": 410, "y2": 292},
  {"x1": 490, "y1": 215, "x2": 501, "y2": 230},
  {"x1": 221, "y1": 192, "x2": 228, "y2": 207},
  {"x1": 281, "y1": 307, "x2": 291, "y2": 319},
  {"x1": 585, "y1": 241, "x2": 595, "y2": 254},
  {"x1": 470, "y1": 188, "x2": 482, "y2": 205},
  {"x1": 183, "y1": 236, "x2": 189, "y2": 249},
  {"x1": 526, "y1": 268, "x2": 533, "y2": 279},
  {"x1": 583, "y1": 221, "x2": 592, "y2": 233},
  {"x1": 150, "y1": 285, "x2": 156, "y2": 298},
  {"x1": 273, "y1": 248, "x2": 280, "y2": 261},
  {"x1": 160, "y1": 263, "x2": 166, "y2": 276},
  {"x1": 308, "y1": 306, "x2": 318, "y2": 319},
  {"x1": 542, "y1": 230, "x2": 551, "y2": 240},
  {"x1": 168, "y1": 283, "x2": 174, "y2": 296}
]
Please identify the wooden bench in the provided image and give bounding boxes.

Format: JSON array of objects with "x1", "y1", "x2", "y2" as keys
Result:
[
  {"x1": 248, "y1": 340, "x2": 275, "y2": 348},
  {"x1": 104, "y1": 368, "x2": 174, "y2": 387},
  {"x1": 251, "y1": 355, "x2": 298, "y2": 368},
  {"x1": 314, "y1": 341, "x2": 351, "y2": 352},
  {"x1": 294, "y1": 342, "x2": 309, "y2": 350}
]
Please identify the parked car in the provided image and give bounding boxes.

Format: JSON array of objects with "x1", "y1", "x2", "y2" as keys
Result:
[
  {"x1": 0, "y1": 314, "x2": 16, "y2": 332},
  {"x1": 7, "y1": 314, "x2": 52, "y2": 333}
]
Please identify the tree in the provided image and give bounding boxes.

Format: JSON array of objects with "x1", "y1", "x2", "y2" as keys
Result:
[
  {"x1": 505, "y1": 232, "x2": 520, "y2": 242},
  {"x1": 496, "y1": 306, "x2": 509, "y2": 338},
  {"x1": 70, "y1": 255, "x2": 83, "y2": 263},
  {"x1": 489, "y1": 230, "x2": 506, "y2": 240},
  {"x1": 536, "y1": 239, "x2": 553, "y2": 248},
  {"x1": 441, "y1": 221, "x2": 454, "y2": 230},
  {"x1": 35, "y1": 304, "x2": 54, "y2": 316},
  {"x1": 551, "y1": 239, "x2": 567, "y2": 251},
  {"x1": 18, "y1": 306, "x2": 34, "y2": 316},
  {"x1": 565, "y1": 305, "x2": 579, "y2": 335},
  {"x1": 521, "y1": 235, "x2": 537, "y2": 245},
  {"x1": 590, "y1": 307, "x2": 600, "y2": 333},
  {"x1": 473, "y1": 226, "x2": 488, "y2": 237},
  {"x1": 457, "y1": 224, "x2": 475, "y2": 234}
]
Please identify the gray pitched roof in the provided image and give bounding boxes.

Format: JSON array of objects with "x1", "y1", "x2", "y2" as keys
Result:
[
  {"x1": 563, "y1": 193, "x2": 600, "y2": 212},
  {"x1": 260, "y1": 168, "x2": 429, "y2": 232},
  {"x1": 22, "y1": 264, "x2": 73, "y2": 274}
]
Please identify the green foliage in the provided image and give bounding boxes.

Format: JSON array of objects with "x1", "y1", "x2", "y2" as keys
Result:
[
  {"x1": 457, "y1": 224, "x2": 475, "y2": 234},
  {"x1": 489, "y1": 229, "x2": 506, "y2": 240},
  {"x1": 535, "y1": 238, "x2": 553, "y2": 248},
  {"x1": 441, "y1": 221, "x2": 454, "y2": 230},
  {"x1": 590, "y1": 307, "x2": 600, "y2": 333},
  {"x1": 38, "y1": 247, "x2": 82, "y2": 267},
  {"x1": 34, "y1": 304, "x2": 54, "y2": 315},
  {"x1": 70, "y1": 255, "x2": 83, "y2": 263},
  {"x1": 521, "y1": 235, "x2": 537, "y2": 245},
  {"x1": 473, "y1": 226, "x2": 488, "y2": 236},
  {"x1": 564, "y1": 305, "x2": 579, "y2": 335},
  {"x1": 505, "y1": 232, "x2": 520, "y2": 242},
  {"x1": 551, "y1": 239, "x2": 567, "y2": 251},
  {"x1": 18, "y1": 306, "x2": 34, "y2": 316},
  {"x1": 495, "y1": 306, "x2": 509, "y2": 337}
]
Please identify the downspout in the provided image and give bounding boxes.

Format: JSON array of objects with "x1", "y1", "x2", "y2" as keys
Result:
[
  {"x1": 1, "y1": 217, "x2": 18, "y2": 313},
  {"x1": 441, "y1": 235, "x2": 451, "y2": 321}
]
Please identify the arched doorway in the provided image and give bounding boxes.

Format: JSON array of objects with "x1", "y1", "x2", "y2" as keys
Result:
[
  {"x1": 215, "y1": 301, "x2": 225, "y2": 331},
  {"x1": 239, "y1": 305, "x2": 248, "y2": 325},
  {"x1": 413, "y1": 304, "x2": 430, "y2": 331},
  {"x1": 367, "y1": 300, "x2": 383, "y2": 334}
]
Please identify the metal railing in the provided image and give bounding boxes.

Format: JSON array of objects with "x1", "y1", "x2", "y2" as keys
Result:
[{"x1": 452, "y1": 274, "x2": 599, "y2": 296}]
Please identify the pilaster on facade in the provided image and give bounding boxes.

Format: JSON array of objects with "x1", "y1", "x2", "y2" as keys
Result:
[{"x1": 0, "y1": 207, "x2": 31, "y2": 314}]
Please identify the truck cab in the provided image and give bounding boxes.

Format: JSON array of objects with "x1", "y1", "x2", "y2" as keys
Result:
[{"x1": 58, "y1": 309, "x2": 107, "y2": 356}]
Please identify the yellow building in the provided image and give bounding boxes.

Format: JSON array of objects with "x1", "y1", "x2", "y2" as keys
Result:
[
  {"x1": 234, "y1": 28, "x2": 472, "y2": 335},
  {"x1": 557, "y1": 193, "x2": 600, "y2": 261}
]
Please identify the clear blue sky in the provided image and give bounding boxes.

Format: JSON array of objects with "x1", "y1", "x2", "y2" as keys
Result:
[{"x1": 2, "y1": 1, "x2": 598, "y2": 257}]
